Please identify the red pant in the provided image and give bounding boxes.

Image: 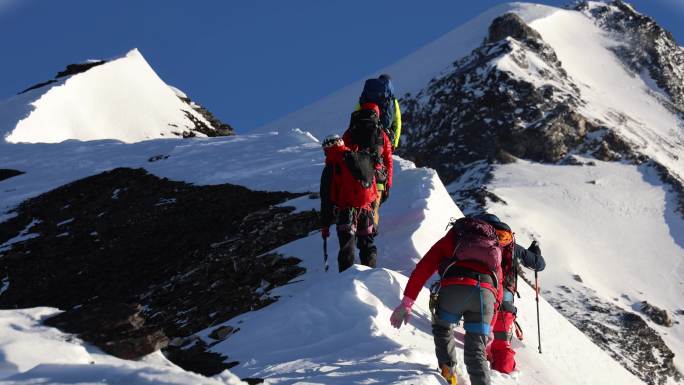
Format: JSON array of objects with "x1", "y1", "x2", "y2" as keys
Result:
[{"x1": 489, "y1": 309, "x2": 516, "y2": 373}]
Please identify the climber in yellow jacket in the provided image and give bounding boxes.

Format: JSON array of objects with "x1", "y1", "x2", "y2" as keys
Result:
[
  {"x1": 355, "y1": 74, "x2": 402, "y2": 150},
  {"x1": 352, "y1": 74, "x2": 402, "y2": 229}
]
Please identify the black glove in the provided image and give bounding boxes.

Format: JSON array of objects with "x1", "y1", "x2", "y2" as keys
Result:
[
  {"x1": 381, "y1": 187, "x2": 390, "y2": 204},
  {"x1": 528, "y1": 240, "x2": 541, "y2": 256}
]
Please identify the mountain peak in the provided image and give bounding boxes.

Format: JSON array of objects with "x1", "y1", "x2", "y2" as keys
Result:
[{"x1": 0, "y1": 48, "x2": 233, "y2": 144}]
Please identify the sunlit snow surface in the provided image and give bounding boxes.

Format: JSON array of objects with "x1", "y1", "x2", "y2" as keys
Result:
[
  {"x1": 253, "y1": 3, "x2": 559, "y2": 140},
  {"x1": 254, "y1": 0, "x2": 684, "y2": 379},
  {"x1": 0, "y1": 308, "x2": 247, "y2": 385},
  {"x1": 486, "y1": 158, "x2": 684, "y2": 372},
  {"x1": 0, "y1": 49, "x2": 216, "y2": 144},
  {"x1": 529, "y1": 6, "x2": 684, "y2": 181},
  {"x1": 1, "y1": 1, "x2": 680, "y2": 384},
  {"x1": 0, "y1": 127, "x2": 642, "y2": 384}
]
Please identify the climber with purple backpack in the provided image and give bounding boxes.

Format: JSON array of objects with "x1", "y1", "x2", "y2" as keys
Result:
[{"x1": 389, "y1": 213, "x2": 545, "y2": 385}]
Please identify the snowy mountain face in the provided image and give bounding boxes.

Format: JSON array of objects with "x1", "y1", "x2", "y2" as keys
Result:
[
  {"x1": 0, "y1": 49, "x2": 234, "y2": 144},
  {"x1": 399, "y1": 11, "x2": 588, "y2": 205},
  {"x1": 246, "y1": 1, "x2": 684, "y2": 384},
  {"x1": 578, "y1": 1, "x2": 684, "y2": 114},
  {"x1": 1, "y1": 2, "x2": 684, "y2": 385},
  {"x1": 396, "y1": 2, "x2": 684, "y2": 383}
]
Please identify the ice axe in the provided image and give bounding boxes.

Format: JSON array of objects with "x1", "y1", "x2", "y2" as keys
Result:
[{"x1": 533, "y1": 240, "x2": 542, "y2": 354}]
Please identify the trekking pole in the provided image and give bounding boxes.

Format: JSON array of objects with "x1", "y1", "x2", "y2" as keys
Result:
[
  {"x1": 323, "y1": 237, "x2": 329, "y2": 272},
  {"x1": 534, "y1": 246, "x2": 542, "y2": 354}
]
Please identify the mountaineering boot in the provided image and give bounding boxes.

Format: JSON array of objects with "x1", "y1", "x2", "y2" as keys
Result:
[{"x1": 440, "y1": 363, "x2": 457, "y2": 385}]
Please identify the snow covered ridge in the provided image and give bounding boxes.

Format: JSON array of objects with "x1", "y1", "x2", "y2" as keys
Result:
[
  {"x1": 252, "y1": 1, "x2": 684, "y2": 383},
  {"x1": 0, "y1": 127, "x2": 647, "y2": 384},
  {"x1": 0, "y1": 49, "x2": 234, "y2": 144},
  {"x1": 397, "y1": 3, "x2": 684, "y2": 383},
  {"x1": 0, "y1": 308, "x2": 248, "y2": 384},
  {"x1": 578, "y1": 0, "x2": 684, "y2": 113}
]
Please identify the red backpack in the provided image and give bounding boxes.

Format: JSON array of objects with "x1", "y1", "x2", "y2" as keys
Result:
[{"x1": 440, "y1": 217, "x2": 503, "y2": 276}]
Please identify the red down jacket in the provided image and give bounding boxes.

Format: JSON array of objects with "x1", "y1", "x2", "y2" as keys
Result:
[
  {"x1": 403, "y1": 228, "x2": 504, "y2": 304},
  {"x1": 320, "y1": 144, "x2": 378, "y2": 227}
]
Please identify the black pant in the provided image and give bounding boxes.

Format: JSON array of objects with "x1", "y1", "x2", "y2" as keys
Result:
[{"x1": 336, "y1": 208, "x2": 376, "y2": 272}]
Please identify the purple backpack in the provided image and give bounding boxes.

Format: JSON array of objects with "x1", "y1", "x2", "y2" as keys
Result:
[{"x1": 441, "y1": 217, "x2": 502, "y2": 275}]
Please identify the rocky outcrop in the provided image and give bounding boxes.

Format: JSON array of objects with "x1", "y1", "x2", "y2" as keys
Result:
[
  {"x1": 16, "y1": 55, "x2": 234, "y2": 138},
  {"x1": 19, "y1": 60, "x2": 107, "y2": 95},
  {"x1": 486, "y1": 13, "x2": 542, "y2": 44},
  {"x1": 56, "y1": 61, "x2": 107, "y2": 78},
  {"x1": 577, "y1": 1, "x2": 684, "y2": 114},
  {"x1": 0, "y1": 167, "x2": 319, "y2": 375},
  {"x1": 178, "y1": 97, "x2": 235, "y2": 137},
  {"x1": 639, "y1": 301, "x2": 674, "y2": 327},
  {"x1": 44, "y1": 303, "x2": 168, "y2": 360},
  {"x1": 399, "y1": 13, "x2": 585, "y2": 184},
  {"x1": 547, "y1": 285, "x2": 680, "y2": 385},
  {"x1": 0, "y1": 169, "x2": 23, "y2": 182},
  {"x1": 164, "y1": 338, "x2": 238, "y2": 377},
  {"x1": 400, "y1": 8, "x2": 684, "y2": 383}
]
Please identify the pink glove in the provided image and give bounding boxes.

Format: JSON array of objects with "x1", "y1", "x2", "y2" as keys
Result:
[
  {"x1": 321, "y1": 227, "x2": 330, "y2": 239},
  {"x1": 390, "y1": 296, "x2": 415, "y2": 329}
]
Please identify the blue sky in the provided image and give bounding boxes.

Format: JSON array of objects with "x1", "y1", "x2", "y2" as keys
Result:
[{"x1": 1, "y1": 0, "x2": 682, "y2": 132}]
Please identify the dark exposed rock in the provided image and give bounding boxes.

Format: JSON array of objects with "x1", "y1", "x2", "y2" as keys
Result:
[
  {"x1": 486, "y1": 13, "x2": 543, "y2": 44},
  {"x1": 243, "y1": 379, "x2": 265, "y2": 385},
  {"x1": 148, "y1": 155, "x2": 169, "y2": 162},
  {"x1": 639, "y1": 301, "x2": 673, "y2": 327},
  {"x1": 0, "y1": 167, "x2": 320, "y2": 375},
  {"x1": 164, "y1": 338, "x2": 237, "y2": 377},
  {"x1": 44, "y1": 302, "x2": 168, "y2": 360},
  {"x1": 177, "y1": 96, "x2": 235, "y2": 137},
  {"x1": 56, "y1": 61, "x2": 107, "y2": 78},
  {"x1": 399, "y1": 11, "x2": 684, "y2": 382},
  {"x1": 18, "y1": 60, "x2": 107, "y2": 95},
  {"x1": 401, "y1": 2, "x2": 684, "y2": 226},
  {"x1": 572, "y1": 274, "x2": 583, "y2": 283},
  {"x1": 209, "y1": 325, "x2": 237, "y2": 341},
  {"x1": 398, "y1": 15, "x2": 584, "y2": 185},
  {"x1": 15, "y1": 56, "x2": 233, "y2": 138},
  {"x1": 577, "y1": 1, "x2": 684, "y2": 114},
  {"x1": 0, "y1": 169, "x2": 24, "y2": 182},
  {"x1": 546, "y1": 285, "x2": 681, "y2": 384},
  {"x1": 19, "y1": 80, "x2": 58, "y2": 95},
  {"x1": 182, "y1": 110, "x2": 233, "y2": 138}
]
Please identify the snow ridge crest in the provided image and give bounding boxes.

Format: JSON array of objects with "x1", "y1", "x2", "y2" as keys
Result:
[{"x1": 0, "y1": 48, "x2": 233, "y2": 144}]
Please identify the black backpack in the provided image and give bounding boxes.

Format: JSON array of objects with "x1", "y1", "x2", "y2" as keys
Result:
[
  {"x1": 348, "y1": 109, "x2": 383, "y2": 157},
  {"x1": 343, "y1": 150, "x2": 376, "y2": 189}
]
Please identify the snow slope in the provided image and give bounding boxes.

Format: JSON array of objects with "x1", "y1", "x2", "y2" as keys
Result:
[
  {"x1": 205, "y1": 266, "x2": 641, "y2": 385},
  {"x1": 0, "y1": 308, "x2": 246, "y2": 385},
  {"x1": 253, "y1": 3, "x2": 559, "y2": 139},
  {"x1": 0, "y1": 130, "x2": 322, "y2": 211},
  {"x1": 485, "y1": 158, "x2": 684, "y2": 372},
  {"x1": 0, "y1": 128, "x2": 643, "y2": 384},
  {"x1": 529, "y1": 4, "x2": 684, "y2": 180},
  {"x1": 0, "y1": 2, "x2": 674, "y2": 383},
  {"x1": 0, "y1": 49, "x2": 218, "y2": 144},
  {"x1": 252, "y1": 1, "x2": 684, "y2": 379}
]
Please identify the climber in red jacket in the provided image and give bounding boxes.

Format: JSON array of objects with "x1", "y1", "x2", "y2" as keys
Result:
[
  {"x1": 389, "y1": 213, "x2": 545, "y2": 385},
  {"x1": 320, "y1": 134, "x2": 378, "y2": 272}
]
